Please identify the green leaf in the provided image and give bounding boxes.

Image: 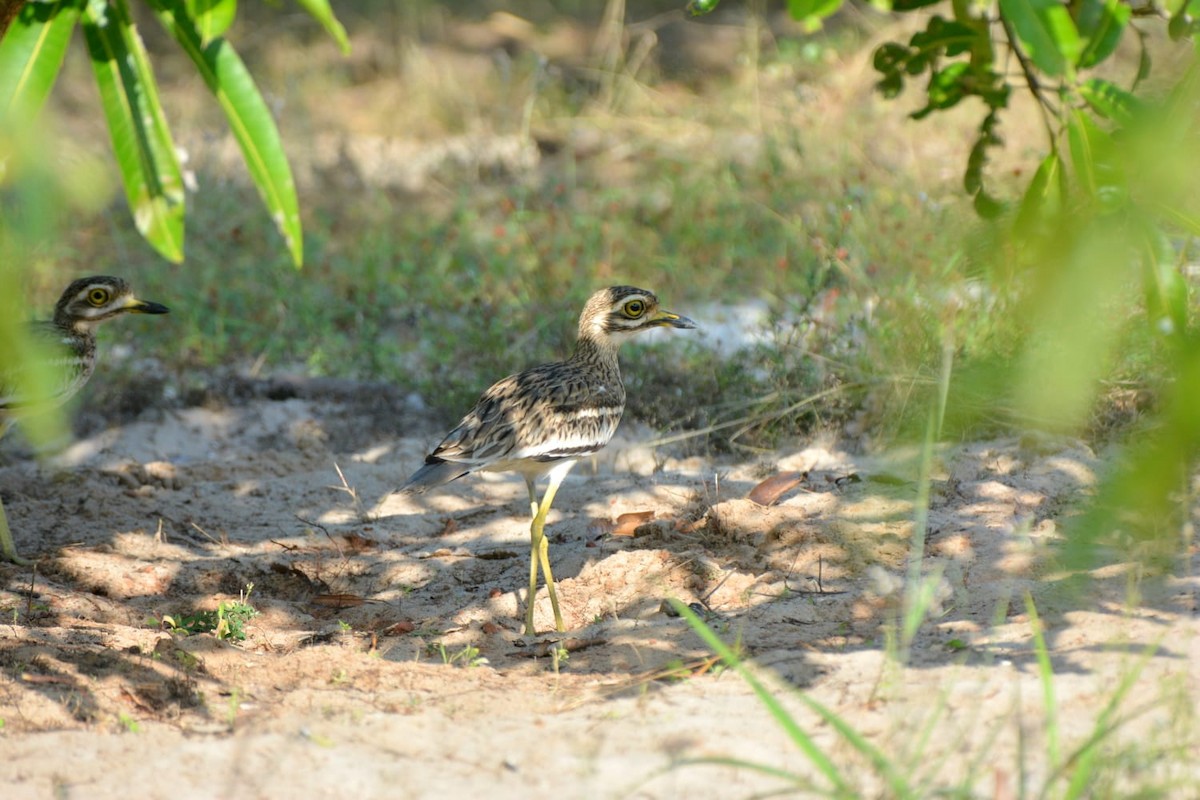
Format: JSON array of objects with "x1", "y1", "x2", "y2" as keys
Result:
[
  {"x1": 292, "y1": 0, "x2": 350, "y2": 54},
  {"x1": 1139, "y1": 223, "x2": 1188, "y2": 337},
  {"x1": 186, "y1": 0, "x2": 237, "y2": 46},
  {"x1": 892, "y1": 0, "x2": 942, "y2": 10},
  {"x1": 910, "y1": 17, "x2": 980, "y2": 57},
  {"x1": 1076, "y1": 0, "x2": 1131, "y2": 68},
  {"x1": 912, "y1": 61, "x2": 969, "y2": 118},
  {"x1": 0, "y1": 0, "x2": 82, "y2": 118},
  {"x1": 82, "y1": 0, "x2": 185, "y2": 263},
  {"x1": 1066, "y1": 108, "x2": 1104, "y2": 198},
  {"x1": 1078, "y1": 77, "x2": 1138, "y2": 123},
  {"x1": 1000, "y1": 0, "x2": 1082, "y2": 77},
  {"x1": 1016, "y1": 151, "x2": 1065, "y2": 230},
  {"x1": 150, "y1": 0, "x2": 303, "y2": 266},
  {"x1": 787, "y1": 0, "x2": 843, "y2": 28}
]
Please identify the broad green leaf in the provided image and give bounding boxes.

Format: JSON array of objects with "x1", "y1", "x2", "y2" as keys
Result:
[
  {"x1": 0, "y1": 0, "x2": 82, "y2": 118},
  {"x1": 150, "y1": 0, "x2": 303, "y2": 266},
  {"x1": 1016, "y1": 151, "x2": 1065, "y2": 230},
  {"x1": 787, "y1": 0, "x2": 843, "y2": 29},
  {"x1": 892, "y1": 0, "x2": 942, "y2": 10},
  {"x1": 912, "y1": 61, "x2": 969, "y2": 119},
  {"x1": 292, "y1": 0, "x2": 349, "y2": 54},
  {"x1": 999, "y1": 0, "x2": 1082, "y2": 76},
  {"x1": 1140, "y1": 226, "x2": 1188, "y2": 336},
  {"x1": 1076, "y1": 0, "x2": 1131, "y2": 68},
  {"x1": 686, "y1": 0, "x2": 721, "y2": 15},
  {"x1": 1066, "y1": 108, "x2": 1105, "y2": 198},
  {"x1": 910, "y1": 17, "x2": 980, "y2": 57},
  {"x1": 1078, "y1": 77, "x2": 1138, "y2": 123},
  {"x1": 1154, "y1": 203, "x2": 1200, "y2": 237},
  {"x1": 82, "y1": 0, "x2": 185, "y2": 263},
  {"x1": 186, "y1": 0, "x2": 237, "y2": 45}
]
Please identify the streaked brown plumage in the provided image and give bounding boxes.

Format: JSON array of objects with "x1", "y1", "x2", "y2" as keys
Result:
[
  {"x1": 399, "y1": 285, "x2": 696, "y2": 635},
  {"x1": 0, "y1": 276, "x2": 169, "y2": 565}
]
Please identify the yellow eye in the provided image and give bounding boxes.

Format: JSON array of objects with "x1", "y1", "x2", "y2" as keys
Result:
[
  {"x1": 87, "y1": 288, "x2": 110, "y2": 306},
  {"x1": 623, "y1": 299, "x2": 646, "y2": 318}
]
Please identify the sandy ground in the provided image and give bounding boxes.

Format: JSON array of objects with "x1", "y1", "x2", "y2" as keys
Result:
[{"x1": 2, "y1": 390, "x2": 1199, "y2": 798}]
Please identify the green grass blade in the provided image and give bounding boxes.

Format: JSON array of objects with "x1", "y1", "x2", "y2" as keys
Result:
[
  {"x1": 292, "y1": 0, "x2": 349, "y2": 54},
  {"x1": 82, "y1": 0, "x2": 185, "y2": 263},
  {"x1": 1024, "y1": 594, "x2": 1060, "y2": 777},
  {"x1": 1055, "y1": 642, "x2": 1160, "y2": 798},
  {"x1": 0, "y1": 0, "x2": 81, "y2": 116},
  {"x1": 672, "y1": 599, "x2": 851, "y2": 796},
  {"x1": 798, "y1": 695, "x2": 915, "y2": 799},
  {"x1": 150, "y1": 0, "x2": 303, "y2": 267}
]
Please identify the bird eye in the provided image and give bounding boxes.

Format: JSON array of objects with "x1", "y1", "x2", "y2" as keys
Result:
[
  {"x1": 623, "y1": 299, "x2": 645, "y2": 318},
  {"x1": 87, "y1": 288, "x2": 111, "y2": 306}
]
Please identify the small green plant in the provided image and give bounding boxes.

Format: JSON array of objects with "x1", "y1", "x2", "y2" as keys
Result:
[
  {"x1": 117, "y1": 712, "x2": 140, "y2": 733},
  {"x1": 162, "y1": 583, "x2": 259, "y2": 641},
  {"x1": 428, "y1": 642, "x2": 487, "y2": 668}
]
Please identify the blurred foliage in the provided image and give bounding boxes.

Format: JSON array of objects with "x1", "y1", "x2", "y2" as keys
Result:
[
  {"x1": 0, "y1": 117, "x2": 112, "y2": 448},
  {"x1": 0, "y1": 0, "x2": 349, "y2": 265}
]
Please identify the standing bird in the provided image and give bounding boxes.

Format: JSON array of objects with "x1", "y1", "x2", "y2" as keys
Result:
[
  {"x1": 398, "y1": 286, "x2": 696, "y2": 635},
  {"x1": 0, "y1": 276, "x2": 169, "y2": 565}
]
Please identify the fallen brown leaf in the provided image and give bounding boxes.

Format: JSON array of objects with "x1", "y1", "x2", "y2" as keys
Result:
[
  {"x1": 312, "y1": 593, "x2": 366, "y2": 609},
  {"x1": 339, "y1": 532, "x2": 377, "y2": 552},
  {"x1": 748, "y1": 471, "x2": 806, "y2": 507},
  {"x1": 612, "y1": 510, "x2": 655, "y2": 537}
]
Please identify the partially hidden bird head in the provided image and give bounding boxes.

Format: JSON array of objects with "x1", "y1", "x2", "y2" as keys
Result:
[
  {"x1": 53, "y1": 276, "x2": 170, "y2": 332},
  {"x1": 578, "y1": 285, "x2": 696, "y2": 343}
]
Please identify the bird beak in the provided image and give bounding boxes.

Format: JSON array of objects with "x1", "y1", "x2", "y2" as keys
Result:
[
  {"x1": 652, "y1": 309, "x2": 697, "y2": 329},
  {"x1": 125, "y1": 297, "x2": 170, "y2": 315}
]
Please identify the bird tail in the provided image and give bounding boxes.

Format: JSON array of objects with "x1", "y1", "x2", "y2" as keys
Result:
[{"x1": 397, "y1": 457, "x2": 471, "y2": 494}]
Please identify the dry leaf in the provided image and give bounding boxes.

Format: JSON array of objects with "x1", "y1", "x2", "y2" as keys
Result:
[
  {"x1": 382, "y1": 620, "x2": 415, "y2": 635},
  {"x1": 340, "y1": 532, "x2": 377, "y2": 552},
  {"x1": 612, "y1": 510, "x2": 655, "y2": 537},
  {"x1": 748, "y1": 471, "x2": 806, "y2": 507}
]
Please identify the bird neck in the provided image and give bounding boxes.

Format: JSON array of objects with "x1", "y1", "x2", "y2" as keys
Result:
[
  {"x1": 569, "y1": 333, "x2": 621, "y2": 368},
  {"x1": 53, "y1": 310, "x2": 98, "y2": 338}
]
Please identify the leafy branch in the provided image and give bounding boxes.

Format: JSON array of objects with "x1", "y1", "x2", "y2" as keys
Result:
[{"x1": 0, "y1": 0, "x2": 349, "y2": 266}]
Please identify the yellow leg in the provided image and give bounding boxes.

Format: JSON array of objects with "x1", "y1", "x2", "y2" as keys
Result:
[
  {"x1": 522, "y1": 466, "x2": 571, "y2": 636},
  {"x1": 525, "y1": 480, "x2": 541, "y2": 636},
  {"x1": 0, "y1": 495, "x2": 32, "y2": 566}
]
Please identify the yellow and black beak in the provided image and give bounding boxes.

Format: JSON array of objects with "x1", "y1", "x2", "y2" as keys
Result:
[
  {"x1": 124, "y1": 296, "x2": 170, "y2": 315},
  {"x1": 651, "y1": 309, "x2": 697, "y2": 330}
]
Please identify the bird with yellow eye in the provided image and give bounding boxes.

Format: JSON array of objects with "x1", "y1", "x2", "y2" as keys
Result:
[
  {"x1": 398, "y1": 285, "x2": 697, "y2": 636},
  {"x1": 0, "y1": 276, "x2": 169, "y2": 565}
]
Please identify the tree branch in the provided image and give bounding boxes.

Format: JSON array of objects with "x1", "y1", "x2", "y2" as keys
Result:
[
  {"x1": 999, "y1": 14, "x2": 1059, "y2": 148},
  {"x1": 0, "y1": 0, "x2": 28, "y2": 41}
]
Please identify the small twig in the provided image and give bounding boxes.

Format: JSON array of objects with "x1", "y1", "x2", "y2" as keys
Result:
[
  {"x1": 699, "y1": 565, "x2": 736, "y2": 608},
  {"x1": 189, "y1": 521, "x2": 222, "y2": 547},
  {"x1": 784, "y1": 553, "x2": 848, "y2": 596},
  {"x1": 295, "y1": 514, "x2": 345, "y2": 559},
  {"x1": 25, "y1": 560, "x2": 37, "y2": 619},
  {"x1": 999, "y1": 15, "x2": 1059, "y2": 146}
]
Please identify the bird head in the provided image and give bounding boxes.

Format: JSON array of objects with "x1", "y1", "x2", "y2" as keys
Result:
[
  {"x1": 54, "y1": 276, "x2": 170, "y2": 332},
  {"x1": 578, "y1": 285, "x2": 696, "y2": 344}
]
